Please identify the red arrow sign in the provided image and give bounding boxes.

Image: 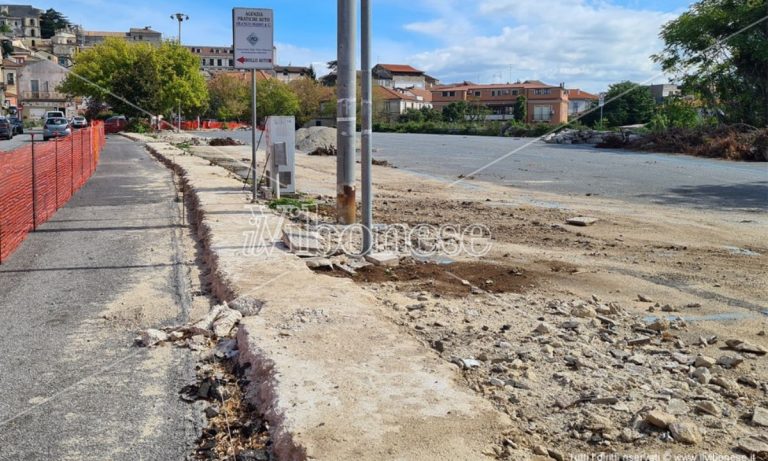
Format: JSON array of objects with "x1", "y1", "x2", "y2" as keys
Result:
[{"x1": 237, "y1": 57, "x2": 246, "y2": 64}]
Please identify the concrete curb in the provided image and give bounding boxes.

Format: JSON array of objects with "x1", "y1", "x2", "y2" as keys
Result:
[{"x1": 128, "y1": 134, "x2": 512, "y2": 461}]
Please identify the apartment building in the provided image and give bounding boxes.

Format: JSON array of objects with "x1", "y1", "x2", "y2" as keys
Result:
[
  {"x1": 372, "y1": 64, "x2": 438, "y2": 89},
  {"x1": 431, "y1": 80, "x2": 569, "y2": 124},
  {"x1": 0, "y1": 5, "x2": 43, "y2": 38},
  {"x1": 76, "y1": 27, "x2": 162, "y2": 47},
  {"x1": 374, "y1": 86, "x2": 433, "y2": 122}
]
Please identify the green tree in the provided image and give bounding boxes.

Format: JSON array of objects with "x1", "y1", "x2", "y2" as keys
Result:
[
  {"x1": 442, "y1": 101, "x2": 469, "y2": 122},
  {"x1": 513, "y1": 95, "x2": 527, "y2": 122},
  {"x1": 399, "y1": 108, "x2": 424, "y2": 123},
  {"x1": 207, "y1": 73, "x2": 249, "y2": 120},
  {"x1": 248, "y1": 78, "x2": 300, "y2": 124},
  {"x1": 40, "y1": 9, "x2": 70, "y2": 39},
  {"x1": 652, "y1": 0, "x2": 768, "y2": 126},
  {"x1": 582, "y1": 81, "x2": 656, "y2": 127},
  {"x1": 288, "y1": 77, "x2": 327, "y2": 127},
  {"x1": 59, "y1": 39, "x2": 208, "y2": 119},
  {"x1": 420, "y1": 106, "x2": 442, "y2": 122}
]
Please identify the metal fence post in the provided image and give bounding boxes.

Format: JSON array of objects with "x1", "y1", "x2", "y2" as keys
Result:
[
  {"x1": 31, "y1": 134, "x2": 36, "y2": 231},
  {"x1": 70, "y1": 132, "x2": 74, "y2": 196},
  {"x1": 54, "y1": 136, "x2": 59, "y2": 208}
]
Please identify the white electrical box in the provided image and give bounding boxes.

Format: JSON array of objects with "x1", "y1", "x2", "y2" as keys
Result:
[{"x1": 265, "y1": 116, "x2": 296, "y2": 196}]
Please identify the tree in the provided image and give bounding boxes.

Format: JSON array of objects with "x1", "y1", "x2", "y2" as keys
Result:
[
  {"x1": 307, "y1": 65, "x2": 317, "y2": 81},
  {"x1": 399, "y1": 108, "x2": 424, "y2": 123},
  {"x1": 420, "y1": 106, "x2": 442, "y2": 122},
  {"x1": 59, "y1": 38, "x2": 208, "y2": 119},
  {"x1": 513, "y1": 95, "x2": 527, "y2": 122},
  {"x1": 40, "y1": 9, "x2": 70, "y2": 39},
  {"x1": 442, "y1": 101, "x2": 469, "y2": 122},
  {"x1": 288, "y1": 77, "x2": 327, "y2": 127},
  {"x1": 248, "y1": 78, "x2": 300, "y2": 124},
  {"x1": 582, "y1": 81, "x2": 656, "y2": 127},
  {"x1": 652, "y1": 0, "x2": 768, "y2": 126},
  {"x1": 207, "y1": 73, "x2": 249, "y2": 121}
]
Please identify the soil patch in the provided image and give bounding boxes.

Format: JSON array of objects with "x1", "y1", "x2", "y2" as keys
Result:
[{"x1": 319, "y1": 259, "x2": 538, "y2": 296}]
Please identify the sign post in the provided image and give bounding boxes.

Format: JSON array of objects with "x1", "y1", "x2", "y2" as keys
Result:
[
  {"x1": 598, "y1": 92, "x2": 606, "y2": 127},
  {"x1": 233, "y1": 7, "x2": 274, "y2": 201}
]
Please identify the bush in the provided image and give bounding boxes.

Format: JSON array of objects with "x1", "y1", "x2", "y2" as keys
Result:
[{"x1": 126, "y1": 118, "x2": 151, "y2": 133}]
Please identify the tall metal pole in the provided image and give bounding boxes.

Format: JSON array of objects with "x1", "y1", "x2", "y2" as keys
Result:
[
  {"x1": 251, "y1": 69, "x2": 257, "y2": 202},
  {"x1": 361, "y1": 0, "x2": 373, "y2": 254},
  {"x1": 336, "y1": 0, "x2": 357, "y2": 224}
]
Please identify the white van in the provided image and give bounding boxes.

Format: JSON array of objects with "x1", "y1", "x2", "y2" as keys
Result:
[{"x1": 43, "y1": 111, "x2": 65, "y2": 120}]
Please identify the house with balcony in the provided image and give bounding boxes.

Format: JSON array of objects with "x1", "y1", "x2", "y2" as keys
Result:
[
  {"x1": 373, "y1": 64, "x2": 438, "y2": 89},
  {"x1": 431, "y1": 80, "x2": 569, "y2": 124},
  {"x1": 2, "y1": 57, "x2": 22, "y2": 108},
  {"x1": 566, "y1": 89, "x2": 599, "y2": 116},
  {"x1": 17, "y1": 57, "x2": 75, "y2": 119},
  {"x1": 374, "y1": 86, "x2": 433, "y2": 122}
]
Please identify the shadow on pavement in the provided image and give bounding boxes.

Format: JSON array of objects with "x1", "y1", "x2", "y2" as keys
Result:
[{"x1": 639, "y1": 181, "x2": 768, "y2": 211}]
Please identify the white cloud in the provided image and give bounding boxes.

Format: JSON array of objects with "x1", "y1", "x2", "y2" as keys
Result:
[{"x1": 401, "y1": 0, "x2": 681, "y2": 92}]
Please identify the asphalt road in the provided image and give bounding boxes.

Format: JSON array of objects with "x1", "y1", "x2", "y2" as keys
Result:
[
  {"x1": 0, "y1": 137, "x2": 200, "y2": 460},
  {"x1": 195, "y1": 130, "x2": 767, "y2": 212},
  {"x1": 0, "y1": 133, "x2": 33, "y2": 152}
]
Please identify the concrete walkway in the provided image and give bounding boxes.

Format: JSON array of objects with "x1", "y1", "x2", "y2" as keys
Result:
[{"x1": 131, "y1": 135, "x2": 511, "y2": 461}]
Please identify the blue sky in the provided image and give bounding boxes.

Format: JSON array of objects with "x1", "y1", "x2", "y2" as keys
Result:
[{"x1": 25, "y1": 0, "x2": 692, "y2": 92}]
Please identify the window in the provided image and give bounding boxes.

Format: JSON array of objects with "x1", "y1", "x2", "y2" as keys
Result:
[
  {"x1": 229, "y1": 59, "x2": 234, "y2": 66},
  {"x1": 30, "y1": 79, "x2": 39, "y2": 98},
  {"x1": 442, "y1": 91, "x2": 456, "y2": 97},
  {"x1": 473, "y1": 90, "x2": 481, "y2": 97},
  {"x1": 217, "y1": 59, "x2": 223, "y2": 66},
  {"x1": 533, "y1": 105, "x2": 553, "y2": 121},
  {"x1": 512, "y1": 90, "x2": 518, "y2": 96},
  {"x1": 7, "y1": 73, "x2": 13, "y2": 85},
  {"x1": 533, "y1": 88, "x2": 551, "y2": 95}
]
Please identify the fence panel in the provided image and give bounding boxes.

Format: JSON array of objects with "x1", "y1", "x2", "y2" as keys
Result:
[{"x1": 0, "y1": 122, "x2": 105, "y2": 263}]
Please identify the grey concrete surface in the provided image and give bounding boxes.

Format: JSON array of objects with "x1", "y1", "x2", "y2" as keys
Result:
[
  {"x1": 0, "y1": 137, "x2": 200, "y2": 460},
  {"x1": 194, "y1": 130, "x2": 767, "y2": 211}
]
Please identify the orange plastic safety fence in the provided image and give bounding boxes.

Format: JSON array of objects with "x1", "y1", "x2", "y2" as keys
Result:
[{"x1": 0, "y1": 122, "x2": 106, "y2": 263}]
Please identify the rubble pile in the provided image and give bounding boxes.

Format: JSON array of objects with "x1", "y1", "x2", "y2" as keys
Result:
[
  {"x1": 365, "y1": 284, "x2": 768, "y2": 458},
  {"x1": 543, "y1": 129, "x2": 614, "y2": 145}
]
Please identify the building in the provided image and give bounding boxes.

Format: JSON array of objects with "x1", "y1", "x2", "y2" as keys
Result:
[
  {"x1": 76, "y1": 27, "x2": 162, "y2": 47},
  {"x1": 274, "y1": 65, "x2": 312, "y2": 83},
  {"x1": 374, "y1": 86, "x2": 433, "y2": 122},
  {"x1": 649, "y1": 84, "x2": 681, "y2": 104},
  {"x1": 0, "y1": 5, "x2": 43, "y2": 39},
  {"x1": 186, "y1": 45, "x2": 235, "y2": 74},
  {"x1": 17, "y1": 57, "x2": 75, "y2": 119},
  {"x1": 50, "y1": 30, "x2": 77, "y2": 67},
  {"x1": 566, "y1": 89, "x2": 599, "y2": 116},
  {"x1": 127, "y1": 27, "x2": 161, "y2": 44},
  {"x1": 373, "y1": 64, "x2": 437, "y2": 89},
  {"x1": 2, "y1": 58, "x2": 22, "y2": 108},
  {"x1": 431, "y1": 80, "x2": 569, "y2": 124}
]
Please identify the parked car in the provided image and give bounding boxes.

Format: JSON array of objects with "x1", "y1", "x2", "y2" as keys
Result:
[
  {"x1": 0, "y1": 117, "x2": 13, "y2": 140},
  {"x1": 71, "y1": 115, "x2": 88, "y2": 129},
  {"x1": 8, "y1": 116, "x2": 23, "y2": 135},
  {"x1": 43, "y1": 117, "x2": 71, "y2": 141},
  {"x1": 43, "y1": 111, "x2": 65, "y2": 120},
  {"x1": 104, "y1": 115, "x2": 127, "y2": 133}
]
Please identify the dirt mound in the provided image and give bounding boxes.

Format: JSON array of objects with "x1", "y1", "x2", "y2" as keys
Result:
[
  {"x1": 209, "y1": 137, "x2": 242, "y2": 146},
  {"x1": 296, "y1": 127, "x2": 338, "y2": 153}
]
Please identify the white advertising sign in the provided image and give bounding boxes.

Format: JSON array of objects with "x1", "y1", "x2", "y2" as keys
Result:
[{"x1": 232, "y1": 8, "x2": 274, "y2": 70}]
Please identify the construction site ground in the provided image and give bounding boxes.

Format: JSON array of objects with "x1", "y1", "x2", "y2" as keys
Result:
[{"x1": 128, "y1": 133, "x2": 767, "y2": 460}]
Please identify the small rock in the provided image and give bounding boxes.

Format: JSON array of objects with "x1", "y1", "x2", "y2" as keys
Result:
[
  {"x1": 204, "y1": 405, "x2": 221, "y2": 419},
  {"x1": 364, "y1": 252, "x2": 400, "y2": 267},
  {"x1": 532, "y1": 445, "x2": 548, "y2": 456},
  {"x1": 752, "y1": 407, "x2": 768, "y2": 427},
  {"x1": 710, "y1": 376, "x2": 738, "y2": 391},
  {"x1": 645, "y1": 410, "x2": 676, "y2": 429},
  {"x1": 725, "y1": 339, "x2": 767, "y2": 356},
  {"x1": 669, "y1": 421, "x2": 702, "y2": 445},
  {"x1": 694, "y1": 355, "x2": 716, "y2": 368},
  {"x1": 737, "y1": 437, "x2": 768, "y2": 454},
  {"x1": 304, "y1": 257, "x2": 333, "y2": 269},
  {"x1": 695, "y1": 401, "x2": 720, "y2": 417},
  {"x1": 533, "y1": 323, "x2": 552, "y2": 335},
  {"x1": 637, "y1": 294, "x2": 653, "y2": 303},
  {"x1": 717, "y1": 355, "x2": 744, "y2": 369},
  {"x1": 137, "y1": 328, "x2": 168, "y2": 347},
  {"x1": 647, "y1": 318, "x2": 670, "y2": 332},
  {"x1": 228, "y1": 296, "x2": 263, "y2": 317},
  {"x1": 566, "y1": 216, "x2": 598, "y2": 227},
  {"x1": 671, "y1": 352, "x2": 693, "y2": 365},
  {"x1": 692, "y1": 367, "x2": 712, "y2": 384},
  {"x1": 571, "y1": 305, "x2": 596, "y2": 318}
]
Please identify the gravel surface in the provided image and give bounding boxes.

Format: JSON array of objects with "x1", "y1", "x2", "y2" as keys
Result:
[{"x1": 0, "y1": 137, "x2": 204, "y2": 460}]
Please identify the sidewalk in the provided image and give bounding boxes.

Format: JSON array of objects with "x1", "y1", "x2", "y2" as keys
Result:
[{"x1": 127, "y1": 134, "x2": 511, "y2": 461}]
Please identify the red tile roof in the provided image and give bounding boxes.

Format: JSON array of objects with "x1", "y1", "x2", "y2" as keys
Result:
[
  {"x1": 374, "y1": 86, "x2": 431, "y2": 102},
  {"x1": 377, "y1": 64, "x2": 424, "y2": 74},
  {"x1": 567, "y1": 89, "x2": 599, "y2": 100}
]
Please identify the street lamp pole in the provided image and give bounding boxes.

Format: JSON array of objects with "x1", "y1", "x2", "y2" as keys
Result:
[
  {"x1": 170, "y1": 13, "x2": 189, "y2": 43},
  {"x1": 170, "y1": 13, "x2": 189, "y2": 133}
]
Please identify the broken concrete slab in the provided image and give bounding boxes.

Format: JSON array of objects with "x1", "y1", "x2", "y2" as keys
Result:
[
  {"x1": 364, "y1": 252, "x2": 400, "y2": 267},
  {"x1": 282, "y1": 229, "x2": 324, "y2": 253},
  {"x1": 566, "y1": 216, "x2": 599, "y2": 227}
]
